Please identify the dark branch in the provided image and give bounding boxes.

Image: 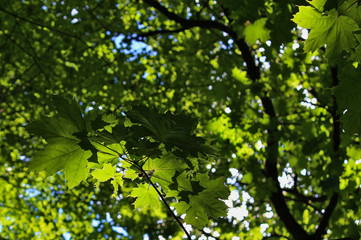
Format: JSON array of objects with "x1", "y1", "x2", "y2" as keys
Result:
[
  {"x1": 142, "y1": 0, "x2": 235, "y2": 37},
  {"x1": 141, "y1": 0, "x2": 262, "y2": 80},
  {"x1": 140, "y1": 165, "x2": 192, "y2": 239},
  {"x1": 311, "y1": 194, "x2": 339, "y2": 239},
  {"x1": 311, "y1": 66, "x2": 340, "y2": 240},
  {"x1": 139, "y1": 1, "x2": 309, "y2": 239}
]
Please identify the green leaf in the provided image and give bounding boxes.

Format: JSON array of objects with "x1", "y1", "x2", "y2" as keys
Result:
[
  {"x1": 52, "y1": 95, "x2": 84, "y2": 131},
  {"x1": 173, "y1": 201, "x2": 190, "y2": 215},
  {"x1": 198, "y1": 174, "x2": 230, "y2": 200},
  {"x1": 126, "y1": 105, "x2": 213, "y2": 157},
  {"x1": 293, "y1": 6, "x2": 323, "y2": 29},
  {"x1": 111, "y1": 174, "x2": 124, "y2": 198},
  {"x1": 340, "y1": 0, "x2": 361, "y2": 26},
  {"x1": 91, "y1": 163, "x2": 116, "y2": 182},
  {"x1": 308, "y1": 0, "x2": 327, "y2": 11},
  {"x1": 123, "y1": 167, "x2": 139, "y2": 180},
  {"x1": 184, "y1": 196, "x2": 209, "y2": 229},
  {"x1": 30, "y1": 138, "x2": 91, "y2": 189},
  {"x1": 27, "y1": 97, "x2": 92, "y2": 188},
  {"x1": 121, "y1": 159, "x2": 140, "y2": 180},
  {"x1": 97, "y1": 151, "x2": 118, "y2": 165},
  {"x1": 243, "y1": 18, "x2": 270, "y2": 44},
  {"x1": 183, "y1": 191, "x2": 229, "y2": 228},
  {"x1": 130, "y1": 183, "x2": 160, "y2": 209},
  {"x1": 293, "y1": 7, "x2": 360, "y2": 58},
  {"x1": 94, "y1": 123, "x2": 129, "y2": 145},
  {"x1": 173, "y1": 173, "x2": 230, "y2": 228},
  {"x1": 90, "y1": 141, "x2": 124, "y2": 163},
  {"x1": 26, "y1": 117, "x2": 79, "y2": 142},
  {"x1": 143, "y1": 155, "x2": 186, "y2": 191}
]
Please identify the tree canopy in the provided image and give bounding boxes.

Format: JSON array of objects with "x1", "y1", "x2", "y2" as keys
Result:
[{"x1": 1, "y1": 0, "x2": 361, "y2": 239}]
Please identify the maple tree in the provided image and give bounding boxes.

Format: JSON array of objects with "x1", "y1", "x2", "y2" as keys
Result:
[{"x1": 2, "y1": 0, "x2": 361, "y2": 239}]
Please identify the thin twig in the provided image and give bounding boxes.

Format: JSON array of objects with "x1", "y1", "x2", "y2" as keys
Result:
[{"x1": 140, "y1": 165, "x2": 192, "y2": 239}]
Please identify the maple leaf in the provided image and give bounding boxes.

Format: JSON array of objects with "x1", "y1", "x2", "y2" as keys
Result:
[
  {"x1": 173, "y1": 173, "x2": 230, "y2": 228},
  {"x1": 143, "y1": 155, "x2": 186, "y2": 191},
  {"x1": 130, "y1": 183, "x2": 160, "y2": 209},
  {"x1": 51, "y1": 95, "x2": 85, "y2": 131},
  {"x1": 91, "y1": 141, "x2": 124, "y2": 161},
  {"x1": 311, "y1": 0, "x2": 326, "y2": 10},
  {"x1": 96, "y1": 151, "x2": 119, "y2": 165},
  {"x1": 126, "y1": 105, "x2": 213, "y2": 157},
  {"x1": 27, "y1": 96, "x2": 92, "y2": 188},
  {"x1": 340, "y1": 0, "x2": 361, "y2": 26},
  {"x1": 26, "y1": 117, "x2": 79, "y2": 142},
  {"x1": 243, "y1": 18, "x2": 270, "y2": 44},
  {"x1": 293, "y1": 7, "x2": 360, "y2": 59},
  {"x1": 30, "y1": 138, "x2": 91, "y2": 189},
  {"x1": 184, "y1": 195, "x2": 227, "y2": 229},
  {"x1": 174, "y1": 175, "x2": 230, "y2": 228},
  {"x1": 184, "y1": 196, "x2": 209, "y2": 229},
  {"x1": 111, "y1": 174, "x2": 124, "y2": 198},
  {"x1": 123, "y1": 168, "x2": 139, "y2": 181},
  {"x1": 91, "y1": 163, "x2": 116, "y2": 182},
  {"x1": 93, "y1": 123, "x2": 129, "y2": 145}
]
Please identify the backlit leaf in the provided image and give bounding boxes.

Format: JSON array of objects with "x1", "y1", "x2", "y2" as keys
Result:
[
  {"x1": 130, "y1": 183, "x2": 160, "y2": 209},
  {"x1": 30, "y1": 138, "x2": 91, "y2": 189},
  {"x1": 91, "y1": 163, "x2": 116, "y2": 182}
]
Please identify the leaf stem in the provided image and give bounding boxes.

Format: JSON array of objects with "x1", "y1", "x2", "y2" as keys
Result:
[{"x1": 140, "y1": 166, "x2": 192, "y2": 240}]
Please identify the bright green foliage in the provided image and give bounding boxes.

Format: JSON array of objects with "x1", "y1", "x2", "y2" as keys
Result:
[
  {"x1": 143, "y1": 155, "x2": 185, "y2": 190},
  {"x1": 111, "y1": 174, "x2": 124, "y2": 198},
  {"x1": 3, "y1": 0, "x2": 361, "y2": 239},
  {"x1": 309, "y1": 0, "x2": 328, "y2": 11},
  {"x1": 243, "y1": 18, "x2": 271, "y2": 44},
  {"x1": 293, "y1": 5, "x2": 360, "y2": 59},
  {"x1": 27, "y1": 97, "x2": 92, "y2": 188},
  {"x1": 91, "y1": 163, "x2": 116, "y2": 182},
  {"x1": 26, "y1": 95, "x2": 228, "y2": 231},
  {"x1": 181, "y1": 175, "x2": 229, "y2": 228},
  {"x1": 130, "y1": 183, "x2": 160, "y2": 210}
]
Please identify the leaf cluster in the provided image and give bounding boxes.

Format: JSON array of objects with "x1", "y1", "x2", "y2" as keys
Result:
[{"x1": 26, "y1": 95, "x2": 230, "y2": 230}]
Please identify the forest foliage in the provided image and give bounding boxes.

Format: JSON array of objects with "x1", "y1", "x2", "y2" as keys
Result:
[{"x1": 2, "y1": 0, "x2": 361, "y2": 239}]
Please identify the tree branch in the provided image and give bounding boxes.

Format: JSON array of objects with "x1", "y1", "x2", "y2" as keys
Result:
[
  {"x1": 138, "y1": 1, "x2": 309, "y2": 239},
  {"x1": 141, "y1": 0, "x2": 235, "y2": 37},
  {"x1": 311, "y1": 194, "x2": 339, "y2": 239},
  {"x1": 310, "y1": 66, "x2": 340, "y2": 240},
  {"x1": 140, "y1": 165, "x2": 192, "y2": 239},
  {"x1": 231, "y1": 12, "x2": 310, "y2": 240}
]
